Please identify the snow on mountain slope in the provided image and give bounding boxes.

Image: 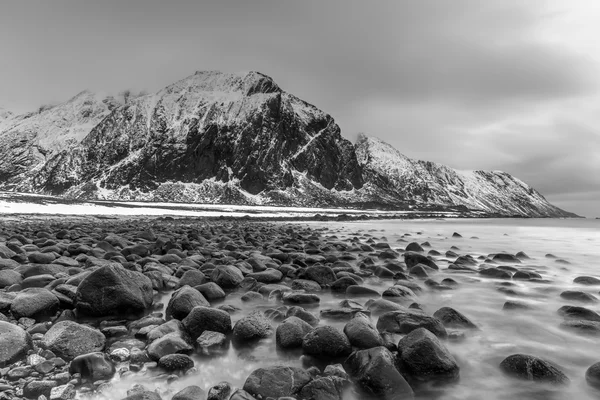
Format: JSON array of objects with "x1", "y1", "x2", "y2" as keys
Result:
[{"x1": 355, "y1": 134, "x2": 574, "y2": 217}]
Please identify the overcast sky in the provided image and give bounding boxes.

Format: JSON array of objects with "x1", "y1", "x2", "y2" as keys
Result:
[{"x1": 1, "y1": 1, "x2": 599, "y2": 216}]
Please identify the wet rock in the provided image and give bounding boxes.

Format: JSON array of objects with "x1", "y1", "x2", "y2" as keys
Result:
[
  {"x1": 232, "y1": 311, "x2": 273, "y2": 342},
  {"x1": 586, "y1": 362, "x2": 600, "y2": 389},
  {"x1": 69, "y1": 352, "x2": 116, "y2": 381},
  {"x1": 122, "y1": 390, "x2": 162, "y2": 400},
  {"x1": 287, "y1": 306, "x2": 319, "y2": 326},
  {"x1": 24, "y1": 380, "x2": 58, "y2": 398},
  {"x1": 243, "y1": 365, "x2": 311, "y2": 399},
  {"x1": 503, "y1": 301, "x2": 532, "y2": 311},
  {"x1": 382, "y1": 286, "x2": 416, "y2": 300},
  {"x1": 11, "y1": 287, "x2": 59, "y2": 320},
  {"x1": 397, "y1": 327, "x2": 459, "y2": 383},
  {"x1": 560, "y1": 290, "x2": 598, "y2": 303},
  {"x1": 558, "y1": 305, "x2": 600, "y2": 322},
  {"x1": 302, "y1": 265, "x2": 337, "y2": 286},
  {"x1": 493, "y1": 253, "x2": 521, "y2": 263},
  {"x1": 177, "y1": 270, "x2": 206, "y2": 288},
  {"x1": 302, "y1": 325, "x2": 352, "y2": 357},
  {"x1": 158, "y1": 354, "x2": 194, "y2": 372},
  {"x1": 199, "y1": 261, "x2": 238, "y2": 285},
  {"x1": 0, "y1": 321, "x2": 33, "y2": 367},
  {"x1": 560, "y1": 320, "x2": 600, "y2": 335},
  {"x1": 366, "y1": 298, "x2": 405, "y2": 314},
  {"x1": 346, "y1": 285, "x2": 379, "y2": 297},
  {"x1": 291, "y1": 279, "x2": 322, "y2": 292},
  {"x1": 182, "y1": 306, "x2": 232, "y2": 340},
  {"x1": 166, "y1": 286, "x2": 210, "y2": 320},
  {"x1": 499, "y1": 354, "x2": 569, "y2": 384},
  {"x1": 229, "y1": 389, "x2": 256, "y2": 400},
  {"x1": 330, "y1": 277, "x2": 358, "y2": 292},
  {"x1": 0, "y1": 270, "x2": 22, "y2": 289},
  {"x1": 513, "y1": 271, "x2": 542, "y2": 280},
  {"x1": 207, "y1": 381, "x2": 232, "y2": 400},
  {"x1": 49, "y1": 383, "x2": 76, "y2": 400},
  {"x1": 194, "y1": 282, "x2": 226, "y2": 300},
  {"x1": 404, "y1": 251, "x2": 438, "y2": 270},
  {"x1": 276, "y1": 316, "x2": 314, "y2": 349},
  {"x1": 574, "y1": 276, "x2": 600, "y2": 285},
  {"x1": 298, "y1": 376, "x2": 348, "y2": 400},
  {"x1": 433, "y1": 307, "x2": 478, "y2": 329},
  {"x1": 172, "y1": 385, "x2": 206, "y2": 400},
  {"x1": 147, "y1": 332, "x2": 193, "y2": 360},
  {"x1": 344, "y1": 313, "x2": 382, "y2": 349},
  {"x1": 406, "y1": 242, "x2": 424, "y2": 252},
  {"x1": 42, "y1": 321, "x2": 106, "y2": 360},
  {"x1": 246, "y1": 269, "x2": 283, "y2": 283},
  {"x1": 282, "y1": 292, "x2": 320, "y2": 305},
  {"x1": 75, "y1": 264, "x2": 153, "y2": 316},
  {"x1": 241, "y1": 291, "x2": 264, "y2": 302},
  {"x1": 376, "y1": 309, "x2": 447, "y2": 338},
  {"x1": 345, "y1": 346, "x2": 414, "y2": 400},
  {"x1": 479, "y1": 267, "x2": 512, "y2": 280},
  {"x1": 196, "y1": 330, "x2": 228, "y2": 352},
  {"x1": 409, "y1": 264, "x2": 431, "y2": 278}
]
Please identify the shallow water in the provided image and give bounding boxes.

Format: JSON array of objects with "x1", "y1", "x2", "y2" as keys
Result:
[{"x1": 88, "y1": 218, "x2": 600, "y2": 400}]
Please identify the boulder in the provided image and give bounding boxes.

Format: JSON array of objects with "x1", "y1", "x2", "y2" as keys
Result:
[
  {"x1": 586, "y1": 362, "x2": 600, "y2": 389},
  {"x1": 11, "y1": 287, "x2": 59, "y2": 319},
  {"x1": 147, "y1": 332, "x2": 193, "y2": 360},
  {"x1": 343, "y1": 313, "x2": 383, "y2": 349},
  {"x1": 376, "y1": 309, "x2": 447, "y2": 338},
  {"x1": 232, "y1": 311, "x2": 273, "y2": 342},
  {"x1": 0, "y1": 270, "x2": 22, "y2": 289},
  {"x1": 499, "y1": 354, "x2": 569, "y2": 384},
  {"x1": 276, "y1": 316, "x2": 313, "y2": 348},
  {"x1": 194, "y1": 282, "x2": 226, "y2": 300},
  {"x1": 345, "y1": 346, "x2": 414, "y2": 400},
  {"x1": 243, "y1": 365, "x2": 311, "y2": 399},
  {"x1": 0, "y1": 321, "x2": 33, "y2": 367},
  {"x1": 433, "y1": 307, "x2": 478, "y2": 329},
  {"x1": 210, "y1": 265, "x2": 243, "y2": 288},
  {"x1": 75, "y1": 264, "x2": 153, "y2": 316},
  {"x1": 158, "y1": 354, "x2": 194, "y2": 372},
  {"x1": 182, "y1": 306, "x2": 232, "y2": 340},
  {"x1": 302, "y1": 325, "x2": 352, "y2": 357},
  {"x1": 302, "y1": 265, "x2": 337, "y2": 286},
  {"x1": 172, "y1": 386, "x2": 206, "y2": 400},
  {"x1": 298, "y1": 376, "x2": 348, "y2": 400},
  {"x1": 397, "y1": 327, "x2": 459, "y2": 383},
  {"x1": 166, "y1": 286, "x2": 210, "y2": 320},
  {"x1": 69, "y1": 352, "x2": 116, "y2": 381},
  {"x1": 404, "y1": 252, "x2": 438, "y2": 270},
  {"x1": 42, "y1": 320, "x2": 106, "y2": 360}
]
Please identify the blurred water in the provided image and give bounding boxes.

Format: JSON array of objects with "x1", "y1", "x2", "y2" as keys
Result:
[{"x1": 87, "y1": 218, "x2": 600, "y2": 400}]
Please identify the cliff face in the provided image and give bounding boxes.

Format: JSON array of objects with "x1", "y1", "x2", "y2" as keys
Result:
[{"x1": 0, "y1": 71, "x2": 576, "y2": 217}]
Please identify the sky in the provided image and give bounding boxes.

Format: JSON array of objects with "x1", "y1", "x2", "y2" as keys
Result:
[{"x1": 0, "y1": 1, "x2": 599, "y2": 216}]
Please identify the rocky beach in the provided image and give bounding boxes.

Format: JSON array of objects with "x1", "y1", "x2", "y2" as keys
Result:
[{"x1": 0, "y1": 215, "x2": 598, "y2": 400}]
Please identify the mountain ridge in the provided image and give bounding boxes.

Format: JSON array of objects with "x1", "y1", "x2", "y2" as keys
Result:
[{"x1": 0, "y1": 70, "x2": 577, "y2": 217}]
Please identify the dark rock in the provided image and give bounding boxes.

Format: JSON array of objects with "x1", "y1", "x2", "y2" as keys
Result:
[
  {"x1": 405, "y1": 242, "x2": 424, "y2": 252},
  {"x1": 177, "y1": 270, "x2": 206, "y2": 288},
  {"x1": 302, "y1": 325, "x2": 351, "y2": 357},
  {"x1": 493, "y1": 253, "x2": 521, "y2": 263},
  {"x1": 433, "y1": 307, "x2": 477, "y2": 329},
  {"x1": 147, "y1": 332, "x2": 193, "y2": 360},
  {"x1": 246, "y1": 269, "x2": 283, "y2": 283},
  {"x1": 75, "y1": 264, "x2": 153, "y2": 316},
  {"x1": 558, "y1": 305, "x2": 600, "y2": 322},
  {"x1": 69, "y1": 352, "x2": 116, "y2": 381},
  {"x1": 282, "y1": 292, "x2": 320, "y2": 305},
  {"x1": 276, "y1": 316, "x2": 313, "y2": 349},
  {"x1": 345, "y1": 346, "x2": 414, "y2": 400},
  {"x1": 182, "y1": 306, "x2": 232, "y2": 340},
  {"x1": 404, "y1": 251, "x2": 438, "y2": 270},
  {"x1": 172, "y1": 385, "x2": 206, "y2": 400},
  {"x1": 291, "y1": 279, "x2": 322, "y2": 292},
  {"x1": 499, "y1": 354, "x2": 569, "y2": 384},
  {"x1": 382, "y1": 286, "x2": 415, "y2": 300},
  {"x1": 397, "y1": 327, "x2": 459, "y2": 383},
  {"x1": 0, "y1": 321, "x2": 33, "y2": 367},
  {"x1": 194, "y1": 282, "x2": 226, "y2": 300},
  {"x1": 196, "y1": 330, "x2": 228, "y2": 352},
  {"x1": 560, "y1": 320, "x2": 600, "y2": 335},
  {"x1": 330, "y1": 277, "x2": 358, "y2": 292},
  {"x1": 122, "y1": 390, "x2": 162, "y2": 400},
  {"x1": 158, "y1": 354, "x2": 194, "y2": 372},
  {"x1": 376, "y1": 309, "x2": 447, "y2": 338},
  {"x1": 207, "y1": 381, "x2": 232, "y2": 400},
  {"x1": 211, "y1": 265, "x2": 244, "y2": 288},
  {"x1": 503, "y1": 301, "x2": 531, "y2": 311},
  {"x1": 287, "y1": 306, "x2": 319, "y2": 326},
  {"x1": 298, "y1": 376, "x2": 348, "y2": 400},
  {"x1": 586, "y1": 362, "x2": 600, "y2": 389},
  {"x1": 513, "y1": 270, "x2": 542, "y2": 280},
  {"x1": 232, "y1": 311, "x2": 273, "y2": 342},
  {"x1": 346, "y1": 285, "x2": 380, "y2": 297},
  {"x1": 560, "y1": 290, "x2": 598, "y2": 303},
  {"x1": 166, "y1": 286, "x2": 210, "y2": 320},
  {"x1": 343, "y1": 313, "x2": 382, "y2": 349},
  {"x1": 479, "y1": 267, "x2": 512, "y2": 279},
  {"x1": 574, "y1": 276, "x2": 600, "y2": 285},
  {"x1": 302, "y1": 265, "x2": 337, "y2": 286},
  {"x1": 23, "y1": 380, "x2": 57, "y2": 399},
  {"x1": 0, "y1": 270, "x2": 22, "y2": 289},
  {"x1": 11, "y1": 287, "x2": 59, "y2": 319},
  {"x1": 229, "y1": 389, "x2": 256, "y2": 400},
  {"x1": 42, "y1": 321, "x2": 105, "y2": 360},
  {"x1": 243, "y1": 365, "x2": 311, "y2": 399}
]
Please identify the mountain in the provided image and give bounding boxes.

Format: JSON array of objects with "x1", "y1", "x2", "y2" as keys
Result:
[
  {"x1": 0, "y1": 70, "x2": 575, "y2": 217},
  {"x1": 355, "y1": 135, "x2": 575, "y2": 217}
]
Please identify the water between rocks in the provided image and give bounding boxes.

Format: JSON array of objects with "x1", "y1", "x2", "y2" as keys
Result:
[{"x1": 88, "y1": 218, "x2": 600, "y2": 400}]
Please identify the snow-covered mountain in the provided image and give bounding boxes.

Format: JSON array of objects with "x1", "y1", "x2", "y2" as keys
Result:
[
  {"x1": 355, "y1": 134, "x2": 573, "y2": 217},
  {"x1": 0, "y1": 71, "x2": 576, "y2": 217}
]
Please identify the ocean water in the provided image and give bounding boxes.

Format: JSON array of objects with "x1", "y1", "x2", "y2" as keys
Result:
[{"x1": 89, "y1": 218, "x2": 600, "y2": 400}]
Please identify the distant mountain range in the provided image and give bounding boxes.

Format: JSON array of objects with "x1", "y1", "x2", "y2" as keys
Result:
[{"x1": 0, "y1": 71, "x2": 576, "y2": 217}]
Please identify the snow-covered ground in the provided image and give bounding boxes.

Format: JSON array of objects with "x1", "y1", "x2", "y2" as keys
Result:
[{"x1": 0, "y1": 191, "x2": 460, "y2": 218}]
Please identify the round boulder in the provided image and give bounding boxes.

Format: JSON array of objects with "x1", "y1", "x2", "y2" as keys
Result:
[
  {"x1": 302, "y1": 325, "x2": 352, "y2": 358},
  {"x1": 69, "y1": 352, "x2": 116, "y2": 381},
  {"x1": 42, "y1": 320, "x2": 106, "y2": 360},
  {"x1": 182, "y1": 306, "x2": 232, "y2": 340},
  {"x1": 232, "y1": 311, "x2": 273, "y2": 342},
  {"x1": 499, "y1": 354, "x2": 569, "y2": 384},
  {"x1": 243, "y1": 365, "x2": 311, "y2": 399},
  {"x1": 344, "y1": 313, "x2": 383, "y2": 349},
  {"x1": 210, "y1": 265, "x2": 244, "y2": 289},
  {"x1": 276, "y1": 316, "x2": 313, "y2": 349},
  {"x1": 11, "y1": 287, "x2": 59, "y2": 320},
  {"x1": 166, "y1": 286, "x2": 210, "y2": 321},
  {"x1": 75, "y1": 264, "x2": 153, "y2": 316},
  {"x1": 0, "y1": 321, "x2": 33, "y2": 367}
]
